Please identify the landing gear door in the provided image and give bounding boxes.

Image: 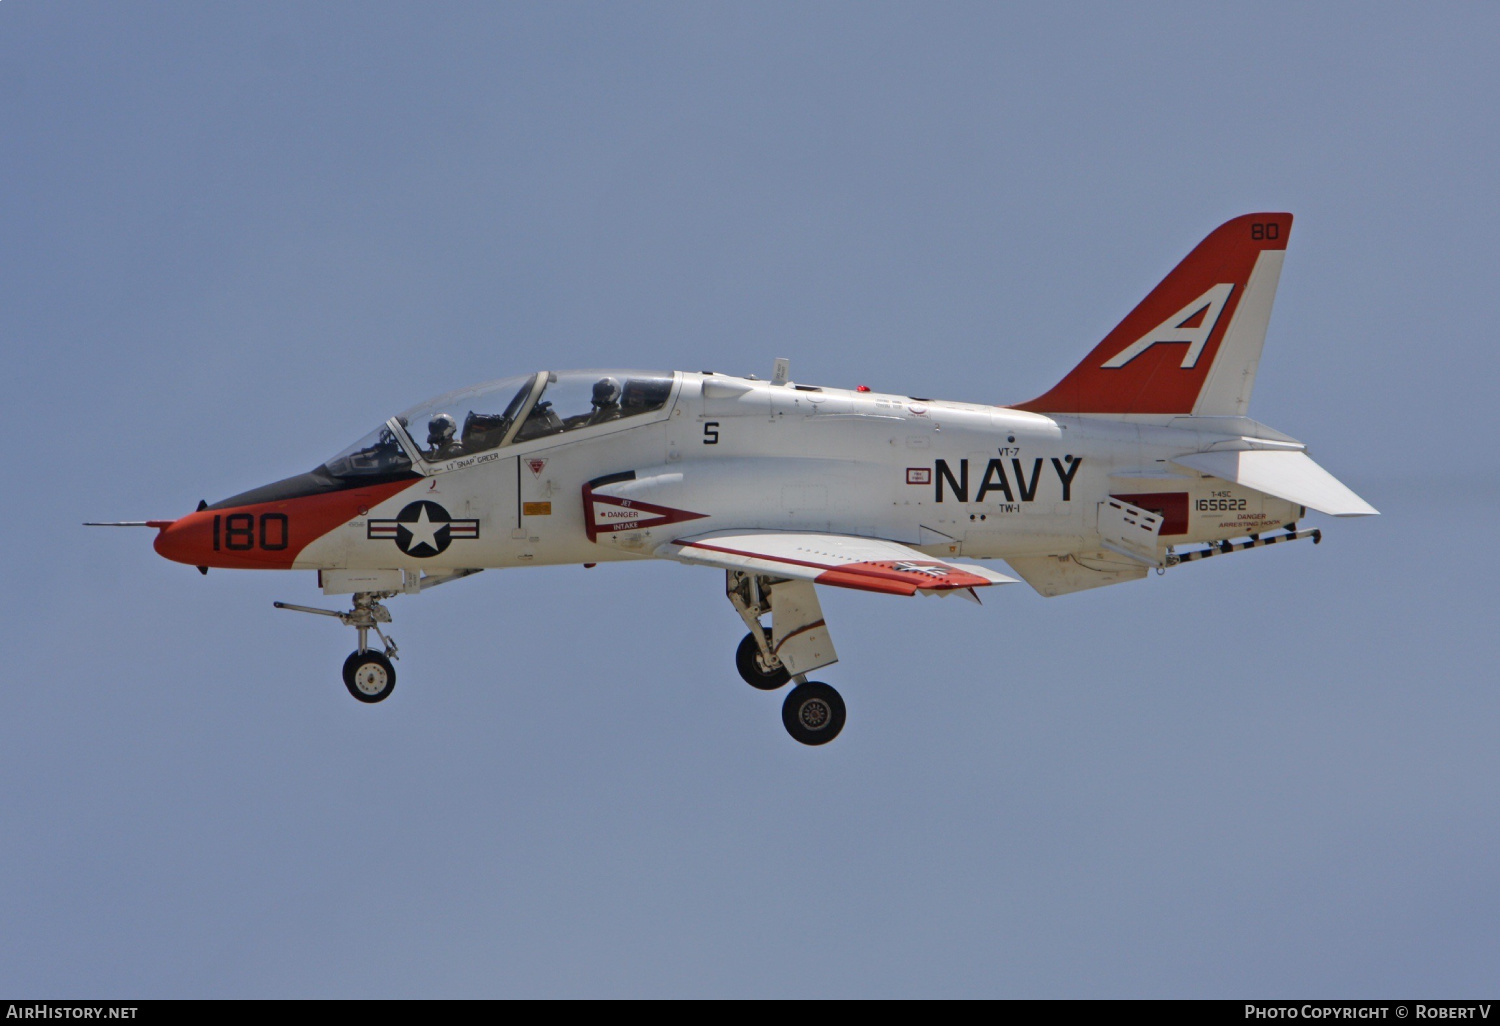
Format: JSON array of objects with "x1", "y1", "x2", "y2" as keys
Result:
[{"x1": 769, "y1": 580, "x2": 838, "y2": 677}]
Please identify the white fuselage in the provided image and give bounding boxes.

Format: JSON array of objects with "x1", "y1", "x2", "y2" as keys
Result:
[{"x1": 296, "y1": 372, "x2": 1300, "y2": 576}]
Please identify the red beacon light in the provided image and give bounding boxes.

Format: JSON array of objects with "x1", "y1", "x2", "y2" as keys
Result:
[{"x1": 856, "y1": 385, "x2": 870, "y2": 392}]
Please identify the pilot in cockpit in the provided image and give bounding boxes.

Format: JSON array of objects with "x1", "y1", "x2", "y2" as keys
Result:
[
  {"x1": 587, "y1": 376, "x2": 623, "y2": 426},
  {"x1": 427, "y1": 413, "x2": 464, "y2": 460}
]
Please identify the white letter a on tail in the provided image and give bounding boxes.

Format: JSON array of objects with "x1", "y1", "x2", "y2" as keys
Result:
[{"x1": 1102, "y1": 283, "x2": 1234, "y2": 369}]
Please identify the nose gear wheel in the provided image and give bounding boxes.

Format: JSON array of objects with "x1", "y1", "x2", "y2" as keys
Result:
[{"x1": 343, "y1": 650, "x2": 396, "y2": 703}]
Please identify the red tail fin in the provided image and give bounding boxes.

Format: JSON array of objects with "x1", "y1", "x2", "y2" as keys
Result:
[{"x1": 1014, "y1": 213, "x2": 1292, "y2": 416}]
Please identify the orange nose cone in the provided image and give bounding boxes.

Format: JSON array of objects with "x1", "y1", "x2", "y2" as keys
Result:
[{"x1": 153, "y1": 512, "x2": 214, "y2": 566}]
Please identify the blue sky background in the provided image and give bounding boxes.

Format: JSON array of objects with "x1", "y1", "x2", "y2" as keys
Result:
[{"x1": 2, "y1": 2, "x2": 1497, "y2": 997}]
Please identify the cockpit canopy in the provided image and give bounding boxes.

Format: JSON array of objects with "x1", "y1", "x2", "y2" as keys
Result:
[{"x1": 322, "y1": 370, "x2": 674, "y2": 481}]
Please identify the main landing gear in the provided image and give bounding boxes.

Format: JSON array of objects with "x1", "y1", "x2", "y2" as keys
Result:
[
  {"x1": 727, "y1": 571, "x2": 846, "y2": 746},
  {"x1": 734, "y1": 630, "x2": 845, "y2": 746},
  {"x1": 781, "y1": 681, "x2": 846, "y2": 747},
  {"x1": 274, "y1": 591, "x2": 399, "y2": 704},
  {"x1": 736, "y1": 629, "x2": 791, "y2": 690}
]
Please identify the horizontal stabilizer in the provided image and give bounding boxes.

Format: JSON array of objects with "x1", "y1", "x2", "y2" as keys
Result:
[
  {"x1": 660, "y1": 531, "x2": 1016, "y2": 596},
  {"x1": 1171, "y1": 449, "x2": 1378, "y2": 517}
]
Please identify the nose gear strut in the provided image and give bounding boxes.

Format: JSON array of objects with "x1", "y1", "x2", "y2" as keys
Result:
[
  {"x1": 274, "y1": 592, "x2": 401, "y2": 703},
  {"x1": 274, "y1": 591, "x2": 400, "y2": 659}
]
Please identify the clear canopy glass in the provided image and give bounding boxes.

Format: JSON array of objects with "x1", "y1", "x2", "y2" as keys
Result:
[
  {"x1": 512, "y1": 371, "x2": 674, "y2": 444},
  {"x1": 395, "y1": 373, "x2": 538, "y2": 462},
  {"x1": 322, "y1": 370, "x2": 675, "y2": 479},
  {"x1": 321, "y1": 422, "x2": 414, "y2": 481}
]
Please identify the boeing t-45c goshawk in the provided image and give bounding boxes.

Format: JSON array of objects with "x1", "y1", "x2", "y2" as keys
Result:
[{"x1": 93, "y1": 213, "x2": 1375, "y2": 745}]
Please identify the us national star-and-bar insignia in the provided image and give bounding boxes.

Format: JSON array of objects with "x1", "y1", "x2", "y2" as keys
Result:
[{"x1": 367, "y1": 501, "x2": 479, "y2": 558}]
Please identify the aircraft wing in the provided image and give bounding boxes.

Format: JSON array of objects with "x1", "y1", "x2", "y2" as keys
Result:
[
  {"x1": 659, "y1": 530, "x2": 1018, "y2": 595},
  {"x1": 1171, "y1": 449, "x2": 1378, "y2": 517}
]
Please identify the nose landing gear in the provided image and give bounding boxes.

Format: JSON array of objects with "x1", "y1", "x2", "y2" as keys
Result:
[{"x1": 274, "y1": 591, "x2": 400, "y2": 704}]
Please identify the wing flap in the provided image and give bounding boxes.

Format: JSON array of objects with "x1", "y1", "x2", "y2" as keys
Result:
[
  {"x1": 1171, "y1": 449, "x2": 1378, "y2": 517},
  {"x1": 660, "y1": 531, "x2": 1016, "y2": 595},
  {"x1": 1005, "y1": 552, "x2": 1149, "y2": 597}
]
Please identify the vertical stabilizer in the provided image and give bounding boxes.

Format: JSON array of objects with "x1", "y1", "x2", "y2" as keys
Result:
[{"x1": 1014, "y1": 213, "x2": 1292, "y2": 416}]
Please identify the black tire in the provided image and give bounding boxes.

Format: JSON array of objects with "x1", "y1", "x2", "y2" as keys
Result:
[
  {"x1": 781, "y1": 681, "x2": 845, "y2": 746},
  {"x1": 736, "y1": 631, "x2": 791, "y2": 690},
  {"x1": 343, "y1": 650, "x2": 396, "y2": 704}
]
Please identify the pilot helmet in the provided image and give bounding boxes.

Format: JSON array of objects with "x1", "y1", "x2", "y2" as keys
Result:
[
  {"x1": 592, "y1": 376, "x2": 622, "y2": 407},
  {"x1": 427, "y1": 413, "x2": 457, "y2": 445}
]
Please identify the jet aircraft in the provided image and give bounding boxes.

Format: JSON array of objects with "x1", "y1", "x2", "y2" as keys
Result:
[{"x1": 93, "y1": 213, "x2": 1375, "y2": 745}]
